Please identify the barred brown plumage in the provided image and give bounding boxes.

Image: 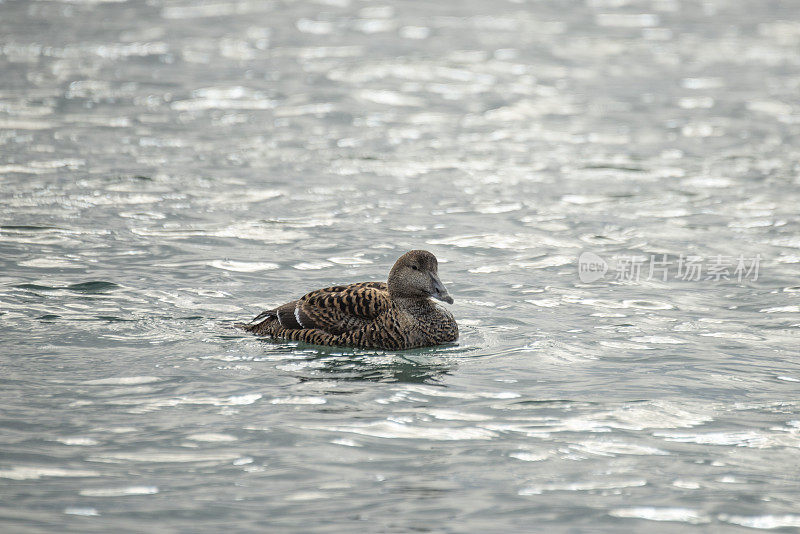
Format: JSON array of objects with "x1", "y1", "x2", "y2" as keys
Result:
[{"x1": 239, "y1": 250, "x2": 458, "y2": 350}]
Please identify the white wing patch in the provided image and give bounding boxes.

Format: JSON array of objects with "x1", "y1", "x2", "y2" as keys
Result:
[{"x1": 294, "y1": 306, "x2": 304, "y2": 328}]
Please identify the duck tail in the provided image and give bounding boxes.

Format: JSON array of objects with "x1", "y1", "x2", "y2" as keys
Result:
[{"x1": 236, "y1": 309, "x2": 277, "y2": 334}]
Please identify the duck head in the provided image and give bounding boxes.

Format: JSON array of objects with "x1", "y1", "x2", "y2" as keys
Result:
[{"x1": 387, "y1": 250, "x2": 453, "y2": 304}]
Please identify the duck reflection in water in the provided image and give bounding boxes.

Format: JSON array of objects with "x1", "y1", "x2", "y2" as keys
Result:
[{"x1": 264, "y1": 343, "x2": 453, "y2": 384}]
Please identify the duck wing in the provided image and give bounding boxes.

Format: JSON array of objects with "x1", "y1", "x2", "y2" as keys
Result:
[
  {"x1": 253, "y1": 281, "x2": 388, "y2": 335},
  {"x1": 292, "y1": 282, "x2": 389, "y2": 335}
]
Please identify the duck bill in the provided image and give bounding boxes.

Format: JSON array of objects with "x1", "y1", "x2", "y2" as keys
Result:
[{"x1": 430, "y1": 273, "x2": 454, "y2": 304}]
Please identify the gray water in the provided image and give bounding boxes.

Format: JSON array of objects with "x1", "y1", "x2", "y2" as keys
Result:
[{"x1": 1, "y1": 0, "x2": 799, "y2": 532}]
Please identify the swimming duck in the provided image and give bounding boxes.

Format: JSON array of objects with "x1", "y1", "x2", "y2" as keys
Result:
[{"x1": 240, "y1": 250, "x2": 458, "y2": 350}]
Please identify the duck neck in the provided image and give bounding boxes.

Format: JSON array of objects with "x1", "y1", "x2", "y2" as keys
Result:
[{"x1": 391, "y1": 295, "x2": 434, "y2": 312}]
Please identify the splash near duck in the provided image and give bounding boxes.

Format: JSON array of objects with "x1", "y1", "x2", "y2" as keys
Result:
[{"x1": 240, "y1": 250, "x2": 458, "y2": 350}]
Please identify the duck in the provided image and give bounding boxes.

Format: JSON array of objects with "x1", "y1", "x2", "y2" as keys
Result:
[{"x1": 240, "y1": 250, "x2": 458, "y2": 350}]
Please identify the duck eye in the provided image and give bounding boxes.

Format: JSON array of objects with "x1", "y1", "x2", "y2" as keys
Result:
[{"x1": 411, "y1": 265, "x2": 419, "y2": 270}]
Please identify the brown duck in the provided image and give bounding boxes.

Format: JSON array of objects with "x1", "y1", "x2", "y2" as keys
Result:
[{"x1": 240, "y1": 250, "x2": 458, "y2": 350}]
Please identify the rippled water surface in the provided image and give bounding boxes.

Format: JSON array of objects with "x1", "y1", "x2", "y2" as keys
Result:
[{"x1": 2, "y1": 0, "x2": 800, "y2": 531}]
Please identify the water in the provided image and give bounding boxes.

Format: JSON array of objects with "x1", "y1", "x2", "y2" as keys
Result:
[{"x1": 1, "y1": 0, "x2": 799, "y2": 531}]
